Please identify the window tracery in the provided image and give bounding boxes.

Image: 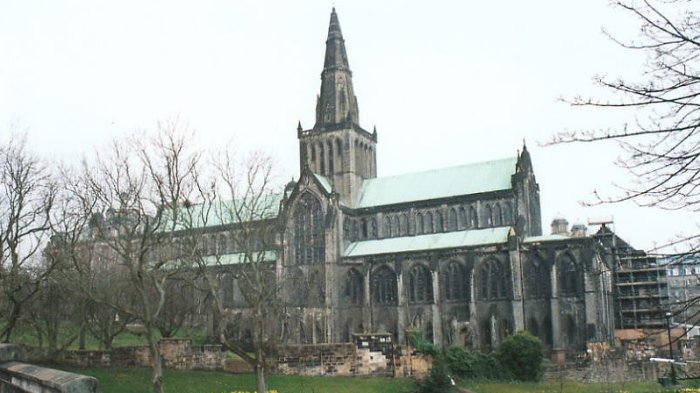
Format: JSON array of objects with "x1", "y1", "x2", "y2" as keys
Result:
[
  {"x1": 293, "y1": 193, "x2": 325, "y2": 264},
  {"x1": 408, "y1": 264, "x2": 433, "y2": 303}
]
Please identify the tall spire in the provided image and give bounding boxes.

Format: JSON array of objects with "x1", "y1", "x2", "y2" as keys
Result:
[{"x1": 315, "y1": 7, "x2": 360, "y2": 130}]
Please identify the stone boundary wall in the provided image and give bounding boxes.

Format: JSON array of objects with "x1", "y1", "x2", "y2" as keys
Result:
[{"x1": 52, "y1": 334, "x2": 432, "y2": 378}]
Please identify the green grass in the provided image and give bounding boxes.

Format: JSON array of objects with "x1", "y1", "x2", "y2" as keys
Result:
[
  {"x1": 53, "y1": 366, "x2": 416, "y2": 393},
  {"x1": 460, "y1": 379, "x2": 682, "y2": 393}
]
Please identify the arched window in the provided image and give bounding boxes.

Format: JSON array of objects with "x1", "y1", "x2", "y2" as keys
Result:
[
  {"x1": 408, "y1": 264, "x2": 433, "y2": 303},
  {"x1": 218, "y1": 234, "x2": 227, "y2": 255},
  {"x1": 469, "y1": 206, "x2": 478, "y2": 228},
  {"x1": 435, "y1": 211, "x2": 444, "y2": 232},
  {"x1": 391, "y1": 216, "x2": 399, "y2": 236},
  {"x1": 485, "y1": 205, "x2": 493, "y2": 227},
  {"x1": 416, "y1": 213, "x2": 424, "y2": 235},
  {"x1": 336, "y1": 139, "x2": 343, "y2": 171},
  {"x1": 425, "y1": 212, "x2": 434, "y2": 233},
  {"x1": 370, "y1": 218, "x2": 378, "y2": 238},
  {"x1": 558, "y1": 255, "x2": 581, "y2": 297},
  {"x1": 524, "y1": 256, "x2": 551, "y2": 298},
  {"x1": 448, "y1": 208, "x2": 458, "y2": 231},
  {"x1": 319, "y1": 143, "x2": 325, "y2": 174},
  {"x1": 222, "y1": 273, "x2": 234, "y2": 308},
  {"x1": 494, "y1": 204, "x2": 502, "y2": 226},
  {"x1": 400, "y1": 214, "x2": 408, "y2": 236},
  {"x1": 345, "y1": 268, "x2": 363, "y2": 305},
  {"x1": 294, "y1": 193, "x2": 325, "y2": 264},
  {"x1": 361, "y1": 218, "x2": 368, "y2": 239},
  {"x1": 477, "y1": 259, "x2": 508, "y2": 300},
  {"x1": 201, "y1": 236, "x2": 209, "y2": 255},
  {"x1": 327, "y1": 141, "x2": 334, "y2": 174},
  {"x1": 371, "y1": 265, "x2": 397, "y2": 305},
  {"x1": 443, "y1": 262, "x2": 469, "y2": 301},
  {"x1": 384, "y1": 216, "x2": 392, "y2": 238}
]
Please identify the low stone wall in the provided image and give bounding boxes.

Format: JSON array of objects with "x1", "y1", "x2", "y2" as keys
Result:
[
  {"x1": 0, "y1": 344, "x2": 99, "y2": 393},
  {"x1": 274, "y1": 333, "x2": 431, "y2": 378}
]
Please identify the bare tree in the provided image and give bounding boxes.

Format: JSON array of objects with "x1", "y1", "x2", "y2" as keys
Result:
[
  {"x1": 0, "y1": 133, "x2": 57, "y2": 342},
  {"x1": 180, "y1": 151, "x2": 281, "y2": 393},
  {"x1": 554, "y1": 0, "x2": 700, "y2": 215},
  {"x1": 67, "y1": 120, "x2": 202, "y2": 393}
]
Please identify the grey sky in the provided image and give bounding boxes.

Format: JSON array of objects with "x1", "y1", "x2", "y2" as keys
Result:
[{"x1": 1, "y1": 0, "x2": 694, "y2": 250}]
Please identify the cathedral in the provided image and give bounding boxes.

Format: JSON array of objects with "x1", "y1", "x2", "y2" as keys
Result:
[{"x1": 265, "y1": 8, "x2": 616, "y2": 352}]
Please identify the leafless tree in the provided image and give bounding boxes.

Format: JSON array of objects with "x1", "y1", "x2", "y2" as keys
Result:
[
  {"x1": 67, "y1": 120, "x2": 202, "y2": 393},
  {"x1": 554, "y1": 0, "x2": 699, "y2": 216},
  {"x1": 553, "y1": 0, "x2": 700, "y2": 349},
  {"x1": 0, "y1": 133, "x2": 58, "y2": 342},
  {"x1": 180, "y1": 150, "x2": 281, "y2": 393}
]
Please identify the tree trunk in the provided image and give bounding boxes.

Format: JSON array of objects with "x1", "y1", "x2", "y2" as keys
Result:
[
  {"x1": 254, "y1": 310, "x2": 267, "y2": 393},
  {"x1": 255, "y1": 347, "x2": 267, "y2": 393},
  {"x1": 1, "y1": 303, "x2": 21, "y2": 343},
  {"x1": 145, "y1": 326, "x2": 165, "y2": 393}
]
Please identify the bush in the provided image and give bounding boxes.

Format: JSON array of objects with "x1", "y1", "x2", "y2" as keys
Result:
[
  {"x1": 406, "y1": 329, "x2": 439, "y2": 357},
  {"x1": 496, "y1": 330, "x2": 544, "y2": 381},
  {"x1": 444, "y1": 346, "x2": 504, "y2": 380},
  {"x1": 418, "y1": 354, "x2": 455, "y2": 393}
]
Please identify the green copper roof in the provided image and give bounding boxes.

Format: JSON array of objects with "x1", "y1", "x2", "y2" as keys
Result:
[
  {"x1": 164, "y1": 193, "x2": 283, "y2": 231},
  {"x1": 523, "y1": 234, "x2": 570, "y2": 243},
  {"x1": 355, "y1": 157, "x2": 518, "y2": 208},
  {"x1": 313, "y1": 173, "x2": 333, "y2": 194},
  {"x1": 344, "y1": 227, "x2": 511, "y2": 258}
]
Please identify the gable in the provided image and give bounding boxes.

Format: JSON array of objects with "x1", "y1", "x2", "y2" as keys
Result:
[{"x1": 355, "y1": 157, "x2": 517, "y2": 208}]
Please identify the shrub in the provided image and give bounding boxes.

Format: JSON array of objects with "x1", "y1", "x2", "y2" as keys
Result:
[
  {"x1": 444, "y1": 346, "x2": 504, "y2": 380},
  {"x1": 496, "y1": 330, "x2": 544, "y2": 381},
  {"x1": 406, "y1": 329, "x2": 439, "y2": 357},
  {"x1": 418, "y1": 354, "x2": 455, "y2": 393}
]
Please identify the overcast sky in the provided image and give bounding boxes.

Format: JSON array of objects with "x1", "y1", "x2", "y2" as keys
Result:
[{"x1": 1, "y1": 0, "x2": 695, "y2": 251}]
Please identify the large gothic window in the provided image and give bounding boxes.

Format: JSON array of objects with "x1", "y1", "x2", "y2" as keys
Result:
[
  {"x1": 408, "y1": 264, "x2": 433, "y2": 303},
  {"x1": 294, "y1": 193, "x2": 325, "y2": 264},
  {"x1": 485, "y1": 205, "x2": 493, "y2": 227},
  {"x1": 371, "y1": 265, "x2": 397, "y2": 305},
  {"x1": 392, "y1": 216, "x2": 400, "y2": 236},
  {"x1": 345, "y1": 268, "x2": 363, "y2": 305},
  {"x1": 443, "y1": 261, "x2": 469, "y2": 301},
  {"x1": 477, "y1": 259, "x2": 508, "y2": 300},
  {"x1": 370, "y1": 217, "x2": 378, "y2": 238},
  {"x1": 558, "y1": 255, "x2": 581, "y2": 297},
  {"x1": 384, "y1": 216, "x2": 392, "y2": 238},
  {"x1": 524, "y1": 256, "x2": 550, "y2": 298}
]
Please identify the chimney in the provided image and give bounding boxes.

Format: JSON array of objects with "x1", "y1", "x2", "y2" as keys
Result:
[
  {"x1": 570, "y1": 223, "x2": 587, "y2": 238},
  {"x1": 551, "y1": 217, "x2": 569, "y2": 235}
]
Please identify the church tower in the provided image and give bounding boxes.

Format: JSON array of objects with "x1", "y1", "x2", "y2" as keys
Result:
[{"x1": 298, "y1": 8, "x2": 377, "y2": 206}]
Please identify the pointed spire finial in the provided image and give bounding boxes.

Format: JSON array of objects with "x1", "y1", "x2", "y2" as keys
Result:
[{"x1": 297, "y1": 121, "x2": 303, "y2": 132}]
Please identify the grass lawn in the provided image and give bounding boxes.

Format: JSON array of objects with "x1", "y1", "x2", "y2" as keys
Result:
[
  {"x1": 460, "y1": 379, "x2": 688, "y2": 393},
  {"x1": 54, "y1": 366, "x2": 416, "y2": 393}
]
